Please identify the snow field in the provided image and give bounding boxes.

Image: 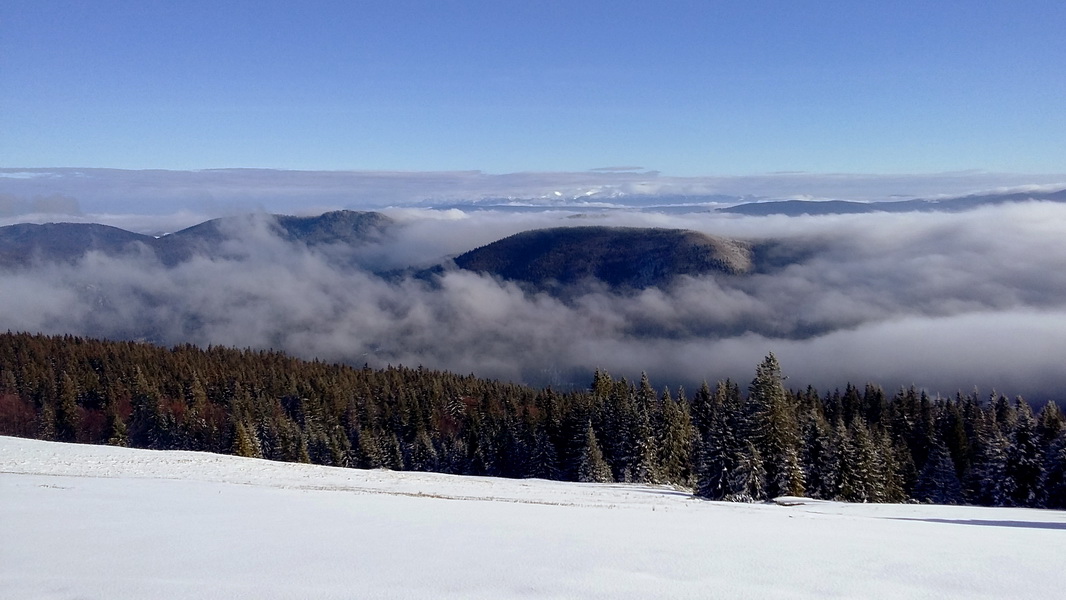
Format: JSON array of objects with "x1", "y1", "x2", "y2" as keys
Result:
[{"x1": 2, "y1": 436, "x2": 1064, "y2": 599}]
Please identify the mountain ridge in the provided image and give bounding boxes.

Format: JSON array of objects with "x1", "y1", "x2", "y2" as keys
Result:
[
  {"x1": 0, "y1": 210, "x2": 394, "y2": 268},
  {"x1": 718, "y1": 188, "x2": 1066, "y2": 216}
]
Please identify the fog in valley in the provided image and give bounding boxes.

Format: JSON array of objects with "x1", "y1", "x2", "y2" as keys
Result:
[{"x1": 2, "y1": 194, "x2": 1065, "y2": 401}]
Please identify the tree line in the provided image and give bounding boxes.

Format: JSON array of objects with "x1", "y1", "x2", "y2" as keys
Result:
[{"x1": 0, "y1": 332, "x2": 1063, "y2": 508}]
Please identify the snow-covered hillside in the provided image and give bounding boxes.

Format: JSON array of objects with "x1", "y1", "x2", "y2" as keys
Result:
[{"x1": 2, "y1": 436, "x2": 1064, "y2": 599}]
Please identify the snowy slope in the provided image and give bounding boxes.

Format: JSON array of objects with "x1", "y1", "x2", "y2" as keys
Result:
[{"x1": 2, "y1": 436, "x2": 1064, "y2": 599}]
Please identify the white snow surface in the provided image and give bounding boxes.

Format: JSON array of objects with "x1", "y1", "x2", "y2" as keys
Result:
[{"x1": 2, "y1": 436, "x2": 1064, "y2": 599}]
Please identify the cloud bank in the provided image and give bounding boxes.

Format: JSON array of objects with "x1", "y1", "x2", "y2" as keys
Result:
[
  {"x1": 2, "y1": 202, "x2": 1066, "y2": 401},
  {"x1": 4, "y1": 168, "x2": 1066, "y2": 224}
]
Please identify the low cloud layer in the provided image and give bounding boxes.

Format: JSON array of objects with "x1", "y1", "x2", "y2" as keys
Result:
[
  {"x1": 2, "y1": 202, "x2": 1066, "y2": 401},
  {"x1": 4, "y1": 168, "x2": 1066, "y2": 220}
]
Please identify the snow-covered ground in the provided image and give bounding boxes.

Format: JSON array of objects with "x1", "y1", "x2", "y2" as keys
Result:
[{"x1": 2, "y1": 436, "x2": 1064, "y2": 599}]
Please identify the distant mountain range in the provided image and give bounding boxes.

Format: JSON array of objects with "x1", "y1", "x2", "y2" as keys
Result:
[
  {"x1": 718, "y1": 188, "x2": 1066, "y2": 216},
  {"x1": 0, "y1": 212, "x2": 803, "y2": 292},
  {"x1": 0, "y1": 210, "x2": 393, "y2": 268}
]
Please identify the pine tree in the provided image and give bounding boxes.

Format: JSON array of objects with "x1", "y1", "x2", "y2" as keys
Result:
[
  {"x1": 967, "y1": 423, "x2": 1011, "y2": 506},
  {"x1": 36, "y1": 398, "x2": 57, "y2": 441},
  {"x1": 54, "y1": 372, "x2": 81, "y2": 443},
  {"x1": 914, "y1": 437, "x2": 964, "y2": 504},
  {"x1": 528, "y1": 426, "x2": 559, "y2": 480},
  {"x1": 800, "y1": 411, "x2": 833, "y2": 499},
  {"x1": 103, "y1": 396, "x2": 128, "y2": 447},
  {"x1": 231, "y1": 420, "x2": 262, "y2": 458},
  {"x1": 726, "y1": 441, "x2": 766, "y2": 502},
  {"x1": 129, "y1": 368, "x2": 165, "y2": 449},
  {"x1": 837, "y1": 420, "x2": 880, "y2": 502},
  {"x1": 656, "y1": 387, "x2": 695, "y2": 486},
  {"x1": 1040, "y1": 431, "x2": 1066, "y2": 509},
  {"x1": 747, "y1": 353, "x2": 804, "y2": 498},
  {"x1": 1004, "y1": 398, "x2": 1044, "y2": 506},
  {"x1": 577, "y1": 422, "x2": 612, "y2": 483},
  {"x1": 1036, "y1": 401, "x2": 1064, "y2": 448},
  {"x1": 690, "y1": 381, "x2": 716, "y2": 440},
  {"x1": 874, "y1": 430, "x2": 906, "y2": 503},
  {"x1": 694, "y1": 382, "x2": 745, "y2": 500}
]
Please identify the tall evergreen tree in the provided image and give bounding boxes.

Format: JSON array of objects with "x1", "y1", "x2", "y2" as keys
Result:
[
  {"x1": 914, "y1": 436, "x2": 964, "y2": 504},
  {"x1": 576, "y1": 422, "x2": 612, "y2": 483},
  {"x1": 656, "y1": 387, "x2": 695, "y2": 486},
  {"x1": 800, "y1": 411, "x2": 835, "y2": 499},
  {"x1": 54, "y1": 372, "x2": 81, "y2": 443},
  {"x1": 726, "y1": 441, "x2": 766, "y2": 502},
  {"x1": 747, "y1": 353, "x2": 804, "y2": 498},
  {"x1": 694, "y1": 381, "x2": 745, "y2": 500},
  {"x1": 1004, "y1": 399, "x2": 1044, "y2": 506},
  {"x1": 1040, "y1": 431, "x2": 1066, "y2": 509}
]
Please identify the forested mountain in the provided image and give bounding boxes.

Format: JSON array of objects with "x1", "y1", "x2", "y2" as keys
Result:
[
  {"x1": 452, "y1": 226, "x2": 755, "y2": 290},
  {"x1": 2, "y1": 332, "x2": 1063, "y2": 508},
  {"x1": 0, "y1": 210, "x2": 394, "y2": 268},
  {"x1": 0, "y1": 222, "x2": 152, "y2": 267},
  {"x1": 719, "y1": 188, "x2": 1066, "y2": 216}
]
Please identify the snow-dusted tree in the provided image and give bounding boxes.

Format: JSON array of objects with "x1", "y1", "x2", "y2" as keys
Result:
[
  {"x1": 966, "y1": 410, "x2": 1011, "y2": 506},
  {"x1": 231, "y1": 420, "x2": 262, "y2": 458},
  {"x1": 1040, "y1": 431, "x2": 1066, "y2": 509},
  {"x1": 528, "y1": 425, "x2": 560, "y2": 480},
  {"x1": 874, "y1": 430, "x2": 906, "y2": 503},
  {"x1": 800, "y1": 411, "x2": 834, "y2": 499},
  {"x1": 1004, "y1": 398, "x2": 1044, "y2": 506},
  {"x1": 837, "y1": 420, "x2": 881, "y2": 502},
  {"x1": 726, "y1": 441, "x2": 766, "y2": 502},
  {"x1": 689, "y1": 381, "x2": 717, "y2": 443},
  {"x1": 914, "y1": 436, "x2": 963, "y2": 504},
  {"x1": 694, "y1": 381, "x2": 745, "y2": 500},
  {"x1": 656, "y1": 387, "x2": 695, "y2": 486},
  {"x1": 54, "y1": 372, "x2": 81, "y2": 443},
  {"x1": 747, "y1": 353, "x2": 805, "y2": 498},
  {"x1": 1036, "y1": 401, "x2": 1064, "y2": 448},
  {"x1": 577, "y1": 422, "x2": 612, "y2": 483}
]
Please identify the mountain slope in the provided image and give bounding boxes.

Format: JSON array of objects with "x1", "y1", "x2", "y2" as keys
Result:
[
  {"x1": 453, "y1": 226, "x2": 753, "y2": 290},
  {"x1": 0, "y1": 222, "x2": 153, "y2": 267},
  {"x1": 0, "y1": 210, "x2": 394, "y2": 267}
]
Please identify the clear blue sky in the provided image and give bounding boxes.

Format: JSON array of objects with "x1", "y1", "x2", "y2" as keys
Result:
[{"x1": 3, "y1": 1, "x2": 1064, "y2": 176}]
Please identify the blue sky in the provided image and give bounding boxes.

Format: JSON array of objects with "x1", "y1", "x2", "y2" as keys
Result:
[{"x1": 3, "y1": 1, "x2": 1065, "y2": 176}]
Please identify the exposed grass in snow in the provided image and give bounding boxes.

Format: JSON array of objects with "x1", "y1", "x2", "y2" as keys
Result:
[{"x1": 2, "y1": 436, "x2": 1064, "y2": 599}]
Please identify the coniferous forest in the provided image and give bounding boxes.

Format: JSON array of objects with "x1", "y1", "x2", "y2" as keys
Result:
[{"x1": 1, "y1": 332, "x2": 1064, "y2": 508}]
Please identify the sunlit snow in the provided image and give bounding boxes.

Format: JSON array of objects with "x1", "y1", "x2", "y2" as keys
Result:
[{"x1": 2, "y1": 436, "x2": 1063, "y2": 599}]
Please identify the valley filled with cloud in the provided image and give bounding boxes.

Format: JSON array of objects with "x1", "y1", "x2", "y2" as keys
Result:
[{"x1": 2, "y1": 186, "x2": 1065, "y2": 401}]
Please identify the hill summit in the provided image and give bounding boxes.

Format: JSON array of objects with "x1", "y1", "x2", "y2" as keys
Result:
[{"x1": 453, "y1": 226, "x2": 752, "y2": 289}]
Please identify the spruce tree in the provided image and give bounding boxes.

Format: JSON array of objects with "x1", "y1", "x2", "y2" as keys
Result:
[
  {"x1": 694, "y1": 382, "x2": 744, "y2": 500},
  {"x1": 656, "y1": 387, "x2": 695, "y2": 486},
  {"x1": 747, "y1": 353, "x2": 804, "y2": 498},
  {"x1": 1040, "y1": 431, "x2": 1066, "y2": 509},
  {"x1": 1004, "y1": 399, "x2": 1044, "y2": 506},
  {"x1": 726, "y1": 441, "x2": 766, "y2": 502},
  {"x1": 800, "y1": 411, "x2": 833, "y2": 499},
  {"x1": 577, "y1": 422, "x2": 612, "y2": 483},
  {"x1": 967, "y1": 423, "x2": 1011, "y2": 506},
  {"x1": 1036, "y1": 401, "x2": 1064, "y2": 448},
  {"x1": 914, "y1": 437, "x2": 964, "y2": 504},
  {"x1": 837, "y1": 420, "x2": 879, "y2": 502},
  {"x1": 54, "y1": 372, "x2": 81, "y2": 443},
  {"x1": 103, "y1": 396, "x2": 128, "y2": 447}
]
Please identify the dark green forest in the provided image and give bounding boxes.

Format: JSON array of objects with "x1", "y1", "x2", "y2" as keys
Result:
[{"x1": 1, "y1": 332, "x2": 1063, "y2": 508}]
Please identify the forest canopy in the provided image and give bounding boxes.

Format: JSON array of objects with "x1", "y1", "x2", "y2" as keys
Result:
[{"x1": 1, "y1": 332, "x2": 1063, "y2": 508}]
